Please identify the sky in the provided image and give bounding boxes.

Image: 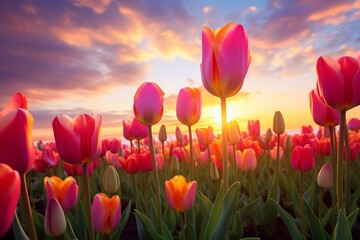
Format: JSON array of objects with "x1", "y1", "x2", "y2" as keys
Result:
[{"x1": 1, "y1": 0, "x2": 360, "y2": 141}]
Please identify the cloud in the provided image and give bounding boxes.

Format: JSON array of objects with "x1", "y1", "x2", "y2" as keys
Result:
[
  {"x1": 202, "y1": 6, "x2": 212, "y2": 14},
  {"x1": 71, "y1": 0, "x2": 112, "y2": 14}
]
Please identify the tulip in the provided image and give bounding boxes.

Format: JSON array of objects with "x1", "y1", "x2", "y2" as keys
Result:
[
  {"x1": 309, "y1": 89, "x2": 340, "y2": 127},
  {"x1": 201, "y1": 23, "x2": 251, "y2": 98},
  {"x1": 290, "y1": 145, "x2": 315, "y2": 172},
  {"x1": 176, "y1": 87, "x2": 202, "y2": 126},
  {"x1": 348, "y1": 117, "x2": 360, "y2": 131},
  {"x1": 240, "y1": 148, "x2": 257, "y2": 171},
  {"x1": 44, "y1": 176, "x2": 79, "y2": 212},
  {"x1": 0, "y1": 163, "x2": 21, "y2": 238},
  {"x1": 316, "y1": 56, "x2": 360, "y2": 111},
  {"x1": 44, "y1": 198, "x2": 66, "y2": 237},
  {"x1": 131, "y1": 118, "x2": 148, "y2": 140},
  {"x1": 270, "y1": 145, "x2": 284, "y2": 161},
  {"x1": 52, "y1": 113, "x2": 102, "y2": 165},
  {"x1": 118, "y1": 154, "x2": 140, "y2": 174},
  {"x1": 165, "y1": 175, "x2": 196, "y2": 212},
  {"x1": 227, "y1": 120, "x2": 241, "y2": 145},
  {"x1": 196, "y1": 126, "x2": 215, "y2": 146},
  {"x1": 158, "y1": 125, "x2": 167, "y2": 143},
  {"x1": 170, "y1": 155, "x2": 180, "y2": 174},
  {"x1": 123, "y1": 119, "x2": 135, "y2": 142},
  {"x1": 273, "y1": 111, "x2": 285, "y2": 135},
  {"x1": 103, "y1": 165, "x2": 120, "y2": 195},
  {"x1": 108, "y1": 138, "x2": 121, "y2": 154},
  {"x1": 317, "y1": 162, "x2": 333, "y2": 188},
  {"x1": 63, "y1": 161, "x2": 94, "y2": 176},
  {"x1": 248, "y1": 120, "x2": 260, "y2": 139},
  {"x1": 133, "y1": 82, "x2": 164, "y2": 126},
  {"x1": 156, "y1": 153, "x2": 165, "y2": 171},
  {"x1": 92, "y1": 193, "x2": 121, "y2": 235}
]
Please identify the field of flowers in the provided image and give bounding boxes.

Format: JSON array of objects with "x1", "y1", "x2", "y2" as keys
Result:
[{"x1": 1, "y1": 22, "x2": 360, "y2": 240}]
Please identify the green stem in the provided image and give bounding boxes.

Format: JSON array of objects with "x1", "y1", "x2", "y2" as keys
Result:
[
  {"x1": 221, "y1": 97, "x2": 228, "y2": 194},
  {"x1": 300, "y1": 172, "x2": 307, "y2": 239},
  {"x1": 132, "y1": 174, "x2": 138, "y2": 205},
  {"x1": 344, "y1": 121, "x2": 350, "y2": 213},
  {"x1": 337, "y1": 111, "x2": 346, "y2": 211},
  {"x1": 275, "y1": 134, "x2": 281, "y2": 201},
  {"x1": 180, "y1": 211, "x2": 185, "y2": 240},
  {"x1": 233, "y1": 144, "x2": 237, "y2": 182},
  {"x1": 83, "y1": 164, "x2": 95, "y2": 240},
  {"x1": 188, "y1": 125, "x2": 194, "y2": 180},
  {"x1": 319, "y1": 187, "x2": 324, "y2": 219},
  {"x1": 20, "y1": 173, "x2": 38, "y2": 240},
  {"x1": 148, "y1": 125, "x2": 163, "y2": 234}
]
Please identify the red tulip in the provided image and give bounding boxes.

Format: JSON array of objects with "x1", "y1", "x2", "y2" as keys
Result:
[
  {"x1": 44, "y1": 176, "x2": 79, "y2": 212},
  {"x1": 133, "y1": 82, "x2": 164, "y2": 126},
  {"x1": 201, "y1": 22, "x2": 251, "y2": 98},
  {"x1": 118, "y1": 154, "x2": 140, "y2": 174},
  {"x1": 0, "y1": 92, "x2": 27, "y2": 116},
  {"x1": 0, "y1": 163, "x2": 21, "y2": 238},
  {"x1": 52, "y1": 113, "x2": 102, "y2": 165},
  {"x1": 309, "y1": 89, "x2": 340, "y2": 127},
  {"x1": 290, "y1": 144, "x2": 315, "y2": 172},
  {"x1": 248, "y1": 120, "x2": 260, "y2": 139},
  {"x1": 92, "y1": 193, "x2": 121, "y2": 235},
  {"x1": 316, "y1": 56, "x2": 360, "y2": 111},
  {"x1": 108, "y1": 138, "x2": 121, "y2": 154},
  {"x1": 348, "y1": 118, "x2": 360, "y2": 131},
  {"x1": 165, "y1": 175, "x2": 196, "y2": 212},
  {"x1": 176, "y1": 87, "x2": 202, "y2": 126},
  {"x1": 123, "y1": 119, "x2": 135, "y2": 141}
]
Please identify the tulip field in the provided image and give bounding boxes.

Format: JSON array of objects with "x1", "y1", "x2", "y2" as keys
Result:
[{"x1": 1, "y1": 22, "x2": 360, "y2": 240}]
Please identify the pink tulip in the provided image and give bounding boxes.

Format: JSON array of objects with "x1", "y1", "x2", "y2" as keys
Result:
[
  {"x1": 155, "y1": 153, "x2": 165, "y2": 170},
  {"x1": 131, "y1": 118, "x2": 148, "y2": 140},
  {"x1": 201, "y1": 22, "x2": 251, "y2": 98},
  {"x1": 44, "y1": 176, "x2": 79, "y2": 212},
  {"x1": 348, "y1": 118, "x2": 360, "y2": 131},
  {"x1": 108, "y1": 138, "x2": 121, "y2": 154},
  {"x1": 123, "y1": 119, "x2": 135, "y2": 141},
  {"x1": 240, "y1": 148, "x2": 257, "y2": 171},
  {"x1": 309, "y1": 89, "x2": 340, "y2": 127},
  {"x1": 317, "y1": 162, "x2": 333, "y2": 188},
  {"x1": 133, "y1": 82, "x2": 164, "y2": 126},
  {"x1": 52, "y1": 113, "x2": 102, "y2": 165},
  {"x1": 0, "y1": 163, "x2": 21, "y2": 238},
  {"x1": 176, "y1": 87, "x2": 202, "y2": 126},
  {"x1": 165, "y1": 175, "x2": 196, "y2": 212},
  {"x1": 291, "y1": 144, "x2": 315, "y2": 172},
  {"x1": 0, "y1": 98, "x2": 34, "y2": 174},
  {"x1": 44, "y1": 198, "x2": 66, "y2": 237},
  {"x1": 316, "y1": 56, "x2": 360, "y2": 111},
  {"x1": 270, "y1": 145, "x2": 284, "y2": 161},
  {"x1": 92, "y1": 193, "x2": 121, "y2": 235}
]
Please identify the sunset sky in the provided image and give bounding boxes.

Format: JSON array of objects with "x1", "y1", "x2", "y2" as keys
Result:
[{"x1": 1, "y1": 0, "x2": 360, "y2": 141}]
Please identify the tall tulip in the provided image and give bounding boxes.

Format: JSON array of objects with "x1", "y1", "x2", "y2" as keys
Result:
[
  {"x1": 309, "y1": 89, "x2": 340, "y2": 127},
  {"x1": 0, "y1": 163, "x2": 21, "y2": 238},
  {"x1": 201, "y1": 22, "x2": 251, "y2": 192},
  {"x1": 133, "y1": 82, "x2": 164, "y2": 233},
  {"x1": 52, "y1": 113, "x2": 102, "y2": 240},
  {"x1": 92, "y1": 193, "x2": 121, "y2": 236},
  {"x1": 0, "y1": 93, "x2": 36, "y2": 239},
  {"x1": 176, "y1": 87, "x2": 202, "y2": 180},
  {"x1": 316, "y1": 55, "x2": 360, "y2": 211},
  {"x1": 44, "y1": 176, "x2": 78, "y2": 212}
]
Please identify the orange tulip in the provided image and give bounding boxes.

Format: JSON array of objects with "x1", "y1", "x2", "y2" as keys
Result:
[
  {"x1": 196, "y1": 126, "x2": 215, "y2": 146},
  {"x1": 165, "y1": 175, "x2": 196, "y2": 212},
  {"x1": 44, "y1": 176, "x2": 78, "y2": 212},
  {"x1": 0, "y1": 163, "x2": 21, "y2": 238},
  {"x1": 176, "y1": 87, "x2": 202, "y2": 126},
  {"x1": 201, "y1": 22, "x2": 251, "y2": 98},
  {"x1": 240, "y1": 148, "x2": 257, "y2": 171},
  {"x1": 52, "y1": 113, "x2": 102, "y2": 165},
  {"x1": 92, "y1": 193, "x2": 121, "y2": 235},
  {"x1": 0, "y1": 93, "x2": 34, "y2": 174},
  {"x1": 133, "y1": 82, "x2": 164, "y2": 126}
]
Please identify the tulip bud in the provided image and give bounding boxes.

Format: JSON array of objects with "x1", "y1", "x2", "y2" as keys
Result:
[
  {"x1": 227, "y1": 121, "x2": 241, "y2": 145},
  {"x1": 158, "y1": 125, "x2": 167, "y2": 143},
  {"x1": 317, "y1": 162, "x2": 333, "y2": 188},
  {"x1": 284, "y1": 135, "x2": 293, "y2": 152},
  {"x1": 266, "y1": 128, "x2": 272, "y2": 142},
  {"x1": 176, "y1": 126, "x2": 184, "y2": 145},
  {"x1": 273, "y1": 111, "x2": 285, "y2": 135},
  {"x1": 210, "y1": 161, "x2": 219, "y2": 180},
  {"x1": 44, "y1": 198, "x2": 66, "y2": 237},
  {"x1": 103, "y1": 165, "x2": 120, "y2": 195},
  {"x1": 170, "y1": 155, "x2": 180, "y2": 174}
]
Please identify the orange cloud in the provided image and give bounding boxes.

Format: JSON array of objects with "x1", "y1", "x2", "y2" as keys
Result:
[{"x1": 72, "y1": 0, "x2": 112, "y2": 14}]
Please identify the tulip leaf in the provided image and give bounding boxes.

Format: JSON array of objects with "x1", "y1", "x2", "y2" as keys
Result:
[
  {"x1": 268, "y1": 175, "x2": 279, "y2": 202},
  {"x1": 184, "y1": 211, "x2": 197, "y2": 240},
  {"x1": 333, "y1": 210, "x2": 352, "y2": 240},
  {"x1": 163, "y1": 206, "x2": 176, "y2": 231},
  {"x1": 200, "y1": 182, "x2": 224, "y2": 240},
  {"x1": 209, "y1": 182, "x2": 240, "y2": 240},
  {"x1": 350, "y1": 187, "x2": 360, "y2": 212},
  {"x1": 321, "y1": 207, "x2": 332, "y2": 228},
  {"x1": 111, "y1": 200, "x2": 132, "y2": 239},
  {"x1": 12, "y1": 211, "x2": 30, "y2": 240},
  {"x1": 268, "y1": 198, "x2": 304, "y2": 240},
  {"x1": 262, "y1": 199, "x2": 278, "y2": 234},
  {"x1": 65, "y1": 218, "x2": 78, "y2": 240},
  {"x1": 230, "y1": 211, "x2": 243, "y2": 238},
  {"x1": 303, "y1": 199, "x2": 331, "y2": 240},
  {"x1": 347, "y1": 208, "x2": 359, "y2": 229}
]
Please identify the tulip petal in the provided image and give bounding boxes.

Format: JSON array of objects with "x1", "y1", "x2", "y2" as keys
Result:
[{"x1": 183, "y1": 181, "x2": 197, "y2": 211}]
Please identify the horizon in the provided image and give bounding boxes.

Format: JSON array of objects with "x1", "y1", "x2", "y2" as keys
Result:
[{"x1": 1, "y1": 0, "x2": 360, "y2": 141}]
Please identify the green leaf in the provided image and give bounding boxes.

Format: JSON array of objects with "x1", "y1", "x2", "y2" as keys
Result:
[
  {"x1": 268, "y1": 198, "x2": 304, "y2": 240},
  {"x1": 347, "y1": 208, "x2": 359, "y2": 229},
  {"x1": 184, "y1": 211, "x2": 197, "y2": 240},
  {"x1": 320, "y1": 207, "x2": 332, "y2": 228},
  {"x1": 230, "y1": 211, "x2": 243, "y2": 238},
  {"x1": 262, "y1": 198, "x2": 278, "y2": 234},
  {"x1": 333, "y1": 210, "x2": 352, "y2": 240},
  {"x1": 12, "y1": 211, "x2": 30, "y2": 240},
  {"x1": 268, "y1": 175, "x2": 279, "y2": 202},
  {"x1": 65, "y1": 218, "x2": 78, "y2": 240},
  {"x1": 163, "y1": 205, "x2": 176, "y2": 231},
  {"x1": 111, "y1": 200, "x2": 132, "y2": 239},
  {"x1": 303, "y1": 199, "x2": 330, "y2": 240},
  {"x1": 209, "y1": 182, "x2": 240, "y2": 240},
  {"x1": 201, "y1": 182, "x2": 224, "y2": 240}
]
